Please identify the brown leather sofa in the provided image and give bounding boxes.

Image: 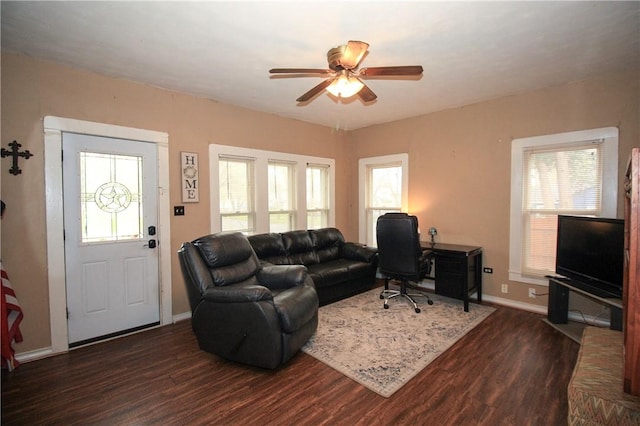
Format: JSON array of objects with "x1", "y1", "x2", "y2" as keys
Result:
[{"x1": 248, "y1": 228, "x2": 378, "y2": 305}]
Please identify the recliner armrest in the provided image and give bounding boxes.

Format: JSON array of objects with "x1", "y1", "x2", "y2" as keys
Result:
[
  {"x1": 202, "y1": 283, "x2": 273, "y2": 303},
  {"x1": 257, "y1": 265, "x2": 309, "y2": 290},
  {"x1": 340, "y1": 242, "x2": 378, "y2": 263}
]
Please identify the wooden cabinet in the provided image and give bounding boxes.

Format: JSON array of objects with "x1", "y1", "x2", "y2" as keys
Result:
[
  {"x1": 624, "y1": 147, "x2": 640, "y2": 396},
  {"x1": 422, "y1": 243, "x2": 483, "y2": 312}
]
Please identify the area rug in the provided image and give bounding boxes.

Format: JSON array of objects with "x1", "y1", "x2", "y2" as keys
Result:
[{"x1": 301, "y1": 286, "x2": 495, "y2": 397}]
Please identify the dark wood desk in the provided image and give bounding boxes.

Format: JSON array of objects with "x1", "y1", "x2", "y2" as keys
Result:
[{"x1": 421, "y1": 242, "x2": 483, "y2": 312}]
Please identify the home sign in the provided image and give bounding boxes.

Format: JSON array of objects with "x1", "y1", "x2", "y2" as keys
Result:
[{"x1": 181, "y1": 151, "x2": 199, "y2": 203}]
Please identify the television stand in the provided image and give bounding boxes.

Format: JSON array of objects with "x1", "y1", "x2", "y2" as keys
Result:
[{"x1": 546, "y1": 277, "x2": 623, "y2": 343}]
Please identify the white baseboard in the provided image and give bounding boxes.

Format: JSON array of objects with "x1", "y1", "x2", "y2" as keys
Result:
[
  {"x1": 15, "y1": 347, "x2": 57, "y2": 364},
  {"x1": 480, "y1": 294, "x2": 611, "y2": 328},
  {"x1": 415, "y1": 280, "x2": 548, "y2": 314},
  {"x1": 481, "y1": 294, "x2": 547, "y2": 314},
  {"x1": 173, "y1": 311, "x2": 191, "y2": 322}
]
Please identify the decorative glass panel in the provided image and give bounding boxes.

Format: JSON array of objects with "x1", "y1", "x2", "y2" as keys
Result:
[{"x1": 80, "y1": 152, "x2": 143, "y2": 243}]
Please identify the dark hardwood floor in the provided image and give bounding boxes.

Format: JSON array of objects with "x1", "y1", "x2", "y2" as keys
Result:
[{"x1": 2, "y1": 300, "x2": 579, "y2": 425}]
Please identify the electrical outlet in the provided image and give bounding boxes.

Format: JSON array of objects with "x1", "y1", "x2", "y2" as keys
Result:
[
  {"x1": 501, "y1": 284, "x2": 508, "y2": 294},
  {"x1": 529, "y1": 288, "x2": 536, "y2": 298},
  {"x1": 483, "y1": 267, "x2": 493, "y2": 274},
  {"x1": 174, "y1": 206, "x2": 185, "y2": 216}
]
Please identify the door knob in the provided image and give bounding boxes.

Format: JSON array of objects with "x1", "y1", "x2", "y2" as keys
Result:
[{"x1": 144, "y1": 239, "x2": 157, "y2": 249}]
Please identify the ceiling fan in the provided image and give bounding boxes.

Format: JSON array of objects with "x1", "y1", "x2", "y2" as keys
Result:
[{"x1": 269, "y1": 40, "x2": 423, "y2": 103}]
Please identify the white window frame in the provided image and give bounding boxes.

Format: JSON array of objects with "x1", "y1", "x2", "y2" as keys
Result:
[
  {"x1": 210, "y1": 144, "x2": 335, "y2": 234},
  {"x1": 268, "y1": 160, "x2": 297, "y2": 232},
  {"x1": 218, "y1": 155, "x2": 256, "y2": 234},
  {"x1": 358, "y1": 153, "x2": 409, "y2": 245},
  {"x1": 306, "y1": 163, "x2": 330, "y2": 230},
  {"x1": 509, "y1": 127, "x2": 618, "y2": 286}
]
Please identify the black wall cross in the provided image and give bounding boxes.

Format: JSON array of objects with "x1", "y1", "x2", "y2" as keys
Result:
[{"x1": 1, "y1": 140, "x2": 33, "y2": 175}]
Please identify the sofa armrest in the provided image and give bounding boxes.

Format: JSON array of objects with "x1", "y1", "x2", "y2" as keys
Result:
[
  {"x1": 202, "y1": 283, "x2": 273, "y2": 303},
  {"x1": 257, "y1": 265, "x2": 309, "y2": 290},
  {"x1": 340, "y1": 242, "x2": 378, "y2": 263}
]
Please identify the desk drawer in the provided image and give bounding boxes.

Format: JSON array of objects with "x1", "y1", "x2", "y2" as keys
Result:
[{"x1": 434, "y1": 256, "x2": 476, "y2": 299}]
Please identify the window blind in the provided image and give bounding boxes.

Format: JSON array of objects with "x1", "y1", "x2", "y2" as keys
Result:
[{"x1": 521, "y1": 141, "x2": 603, "y2": 275}]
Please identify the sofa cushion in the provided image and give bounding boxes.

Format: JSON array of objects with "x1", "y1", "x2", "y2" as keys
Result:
[
  {"x1": 306, "y1": 258, "x2": 372, "y2": 288},
  {"x1": 306, "y1": 262, "x2": 349, "y2": 288},
  {"x1": 310, "y1": 228, "x2": 344, "y2": 263},
  {"x1": 247, "y1": 228, "x2": 378, "y2": 306},
  {"x1": 568, "y1": 327, "x2": 640, "y2": 424},
  {"x1": 283, "y1": 230, "x2": 318, "y2": 265},
  {"x1": 346, "y1": 261, "x2": 377, "y2": 280},
  {"x1": 247, "y1": 233, "x2": 290, "y2": 265}
]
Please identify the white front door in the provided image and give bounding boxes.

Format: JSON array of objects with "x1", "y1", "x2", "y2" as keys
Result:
[{"x1": 63, "y1": 132, "x2": 160, "y2": 345}]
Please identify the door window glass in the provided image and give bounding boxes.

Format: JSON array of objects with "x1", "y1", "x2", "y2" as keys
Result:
[{"x1": 79, "y1": 152, "x2": 143, "y2": 243}]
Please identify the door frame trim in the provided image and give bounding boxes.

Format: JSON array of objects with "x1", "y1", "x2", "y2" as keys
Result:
[{"x1": 44, "y1": 116, "x2": 172, "y2": 355}]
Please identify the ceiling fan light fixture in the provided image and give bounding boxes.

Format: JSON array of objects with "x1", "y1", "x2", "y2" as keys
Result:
[
  {"x1": 326, "y1": 73, "x2": 364, "y2": 98},
  {"x1": 270, "y1": 40, "x2": 422, "y2": 103}
]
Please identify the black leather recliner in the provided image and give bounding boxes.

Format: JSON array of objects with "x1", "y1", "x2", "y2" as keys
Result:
[{"x1": 178, "y1": 232, "x2": 319, "y2": 369}]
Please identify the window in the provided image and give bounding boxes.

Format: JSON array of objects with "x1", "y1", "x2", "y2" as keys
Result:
[
  {"x1": 210, "y1": 145, "x2": 334, "y2": 234},
  {"x1": 80, "y1": 151, "x2": 144, "y2": 242},
  {"x1": 509, "y1": 128, "x2": 618, "y2": 285},
  {"x1": 359, "y1": 153, "x2": 409, "y2": 246},
  {"x1": 306, "y1": 164, "x2": 329, "y2": 229},
  {"x1": 268, "y1": 160, "x2": 296, "y2": 232},
  {"x1": 218, "y1": 156, "x2": 255, "y2": 233}
]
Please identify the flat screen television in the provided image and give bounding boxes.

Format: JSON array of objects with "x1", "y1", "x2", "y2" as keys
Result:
[{"x1": 555, "y1": 215, "x2": 624, "y2": 299}]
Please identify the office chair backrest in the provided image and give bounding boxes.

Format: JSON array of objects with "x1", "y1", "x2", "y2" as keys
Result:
[{"x1": 376, "y1": 213, "x2": 422, "y2": 278}]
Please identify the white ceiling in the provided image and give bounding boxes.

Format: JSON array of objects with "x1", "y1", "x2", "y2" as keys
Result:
[{"x1": 2, "y1": 1, "x2": 639, "y2": 131}]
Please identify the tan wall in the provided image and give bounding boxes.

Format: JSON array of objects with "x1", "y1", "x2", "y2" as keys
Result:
[
  {"x1": 349, "y1": 69, "x2": 639, "y2": 307},
  {"x1": 0, "y1": 53, "x2": 351, "y2": 352},
  {"x1": 2, "y1": 51, "x2": 638, "y2": 355}
]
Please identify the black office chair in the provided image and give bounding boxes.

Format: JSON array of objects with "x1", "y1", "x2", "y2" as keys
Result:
[{"x1": 376, "y1": 213, "x2": 434, "y2": 313}]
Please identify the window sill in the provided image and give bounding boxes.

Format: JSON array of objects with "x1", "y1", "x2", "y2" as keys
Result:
[{"x1": 509, "y1": 272, "x2": 549, "y2": 287}]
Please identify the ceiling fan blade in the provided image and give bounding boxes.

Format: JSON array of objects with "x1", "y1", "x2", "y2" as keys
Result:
[
  {"x1": 270, "y1": 68, "x2": 332, "y2": 75},
  {"x1": 296, "y1": 79, "x2": 333, "y2": 102},
  {"x1": 360, "y1": 65, "x2": 424, "y2": 77},
  {"x1": 357, "y1": 82, "x2": 377, "y2": 102},
  {"x1": 340, "y1": 40, "x2": 369, "y2": 69}
]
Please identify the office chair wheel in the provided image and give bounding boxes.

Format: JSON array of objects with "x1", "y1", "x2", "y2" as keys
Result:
[
  {"x1": 415, "y1": 308, "x2": 421, "y2": 313},
  {"x1": 428, "y1": 300, "x2": 434, "y2": 305},
  {"x1": 384, "y1": 303, "x2": 389, "y2": 309}
]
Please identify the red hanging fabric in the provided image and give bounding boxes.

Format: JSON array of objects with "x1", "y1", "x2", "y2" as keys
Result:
[{"x1": 1, "y1": 261, "x2": 23, "y2": 371}]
